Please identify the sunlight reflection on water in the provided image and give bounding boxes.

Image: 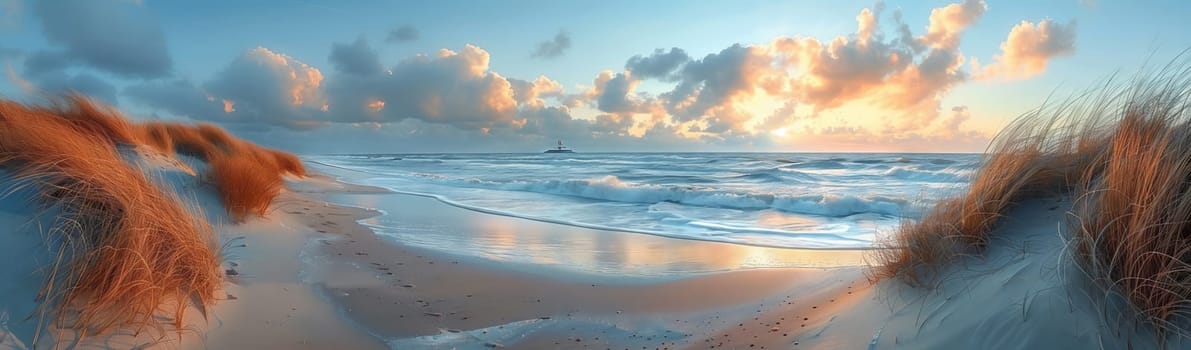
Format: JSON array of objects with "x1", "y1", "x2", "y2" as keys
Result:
[{"x1": 337, "y1": 193, "x2": 866, "y2": 279}]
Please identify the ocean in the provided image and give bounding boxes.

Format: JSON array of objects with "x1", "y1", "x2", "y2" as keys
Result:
[{"x1": 306, "y1": 153, "x2": 980, "y2": 250}]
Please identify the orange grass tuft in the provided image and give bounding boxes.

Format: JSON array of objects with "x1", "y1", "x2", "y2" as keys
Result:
[
  {"x1": 46, "y1": 94, "x2": 142, "y2": 145},
  {"x1": 0, "y1": 99, "x2": 222, "y2": 338},
  {"x1": 269, "y1": 149, "x2": 307, "y2": 177},
  {"x1": 207, "y1": 154, "x2": 284, "y2": 222},
  {"x1": 871, "y1": 58, "x2": 1191, "y2": 338},
  {"x1": 137, "y1": 123, "x2": 175, "y2": 155},
  {"x1": 146, "y1": 122, "x2": 227, "y2": 160},
  {"x1": 133, "y1": 121, "x2": 305, "y2": 219},
  {"x1": 0, "y1": 95, "x2": 307, "y2": 341},
  {"x1": 1070, "y1": 67, "x2": 1191, "y2": 338}
]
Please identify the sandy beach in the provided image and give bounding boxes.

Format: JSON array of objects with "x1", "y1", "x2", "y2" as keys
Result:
[
  {"x1": 281, "y1": 173, "x2": 870, "y2": 348},
  {"x1": 3, "y1": 0, "x2": 1189, "y2": 348}
]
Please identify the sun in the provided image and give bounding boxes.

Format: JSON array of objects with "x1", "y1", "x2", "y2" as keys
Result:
[{"x1": 771, "y1": 127, "x2": 788, "y2": 137}]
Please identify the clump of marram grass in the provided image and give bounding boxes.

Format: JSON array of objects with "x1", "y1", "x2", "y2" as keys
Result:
[
  {"x1": 138, "y1": 122, "x2": 175, "y2": 155},
  {"x1": 1070, "y1": 65, "x2": 1191, "y2": 339},
  {"x1": 52, "y1": 98, "x2": 306, "y2": 221},
  {"x1": 871, "y1": 58, "x2": 1191, "y2": 338},
  {"x1": 0, "y1": 95, "x2": 308, "y2": 343},
  {"x1": 208, "y1": 153, "x2": 284, "y2": 222},
  {"x1": 139, "y1": 122, "x2": 230, "y2": 161},
  {"x1": 135, "y1": 121, "x2": 306, "y2": 220},
  {"x1": 268, "y1": 148, "x2": 307, "y2": 177},
  {"x1": 0, "y1": 99, "x2": 222, "y2": 342},
  {"x1": 868, "y1": 95, "x2": 1102, "y2": 284},
  {"x1": 48, "y1": 94, "x2": 142, "y2": 145}
]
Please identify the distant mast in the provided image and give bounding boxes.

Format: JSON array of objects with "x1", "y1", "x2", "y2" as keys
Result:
[{"x1": 544, "y1": 139, "x2": 575, "y2": 153}]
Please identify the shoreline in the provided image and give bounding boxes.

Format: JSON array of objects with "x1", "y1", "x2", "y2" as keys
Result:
[
  {"x1": 286, "y1": 173, "x2": 870, "y2": 348},
  {"x1": 370, "y1": 188, "x2": 875, "y2": 252}
]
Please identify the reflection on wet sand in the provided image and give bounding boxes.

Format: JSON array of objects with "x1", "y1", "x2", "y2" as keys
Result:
[{"x1": 338, "y1": 193, "x2": 866, "y2": 278}]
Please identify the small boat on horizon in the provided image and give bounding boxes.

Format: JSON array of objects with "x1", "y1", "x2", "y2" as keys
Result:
[{"x1": 544, "y1": 140, "x2": 575, "y2": 153}]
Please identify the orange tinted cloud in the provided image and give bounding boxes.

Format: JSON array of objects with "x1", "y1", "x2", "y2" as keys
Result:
[
  {"x1": 921, "y1": 0, "x2": 988, "y2": 49},
  {"x1": 241, "y1": 47, "x2": 324, "y2": 107},
  {"x1": 766, "y1": 2, "x2": 975, "y2": 132},
  {"x1": 856, "y1": 4, "x2": 881, "y2": 43},
  {"x1": 564, "y1": 0, "x2": 990, "y2": 140},
  {"x1": 977, "y1": 19, "x2": 1077, "y2": 79}
]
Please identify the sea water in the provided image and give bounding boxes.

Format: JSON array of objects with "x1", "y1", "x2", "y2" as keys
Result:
[{"x1": 306, "y1": 153, "x2": 978, "y2": 250}]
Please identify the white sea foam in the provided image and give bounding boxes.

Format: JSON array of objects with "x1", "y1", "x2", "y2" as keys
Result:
[{"x1": 307, "y1": 153, "x2": 978, "y2": 249}]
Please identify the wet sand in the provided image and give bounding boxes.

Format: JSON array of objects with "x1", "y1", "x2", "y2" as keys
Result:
[{"x1": 284, "y1": 178, "x2": 869, "y2": 348}]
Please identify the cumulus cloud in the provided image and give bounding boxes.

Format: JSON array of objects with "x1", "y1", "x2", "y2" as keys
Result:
[
  {"x1": 920, "y1": 0, "x2": 987, "y2": 49},
  {"x1": 122, "y1": 0, "x2": 1027, "y2": 152},
  {"x1": 663, "y1": 44, "x2": 780, "y2": 125},
  {"x1": 977, "y1": 19, "x2": 1077, "y2": 79},
  {"x1": 130, "y1": 44, "x2": 540, "y2": 132},
  {"x1": 597, "y1": 72, "x2": 641, "y2": 113},
  {"x1": 771, "y1": 35, "x2": 906, "y2": 111},
  {"x1": 509, "y1": 75, "x2": 563, "y2": 104},
  {"x1": 625, "y1": 48, "x2": 690, "y2": 81},
  {"x1": 552, "y1": 0, "x2": 990, "y2": 138},
  {"x1": 573, "y1": 70, "x2": 648, "y2": 114},
  {"x1": 516, "y1": 104, "x2": 589, "y2": 137},
  {"x1": 325, "y1": 45, "x2": 521, "y2": 130},
  {"x1": 563, "y1": 0, "x2": 990, "y2": 138},
  {"x1": 856, "y1": 1, "x2": 884, "y2": 43},
  {"x1": 329, "y1": 37, "x2": 383, "y2": 76},
  {"x1": 770, "y1": 0, "x2": 982, "y2": 130},
  {"x1": 531, "y1": 30, "x2": 572, "y2": 59},
  {"x1": 386, "y1": 25, "x2": 419, "y2": 43},
  {"x1": 130, "y1": 47, "x2": 326, "y2": 128},
  {"x1": 206, "y1": 47, "x2": 326, "y2": 124},
  {"x1": 32, "y1": 0, "x2": 172, "y2": 78}
]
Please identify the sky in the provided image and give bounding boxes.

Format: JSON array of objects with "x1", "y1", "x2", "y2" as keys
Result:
[{"x1": 0, "y1": 0, "x2": 1187, "y2": 154}]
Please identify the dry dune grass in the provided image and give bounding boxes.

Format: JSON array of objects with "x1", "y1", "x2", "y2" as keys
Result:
[
  {"x1": 0, "y1": 99, "x2": 221, "y2": 339},
  {"x1": 48, "y1": 95, "x2": 141, "y2": 146},
  {"x1": 871, "y1": 60, "x2": 1191, "y2": 336},
  {"x1": 0, "y1": 95, "x2": 307, "y2": 340},
  {"x1": 1071, "y1": 67, "x2": 1191, "y2": 337},
  {"x1": 869, "y1": 111, "x2": 1096, "y2": 284},
  {"x1": 130, "y1": 119, "x2": 306, "y2": 221},
  {"x1": 208, "y1": 154, "x2": 284, "y2": 222},
  {"x1": 270, "y1": 149, "x2": 307, "y2": 177},
  {"x1": 138, "y1": 122, "x2": 175, "y2": 155},
  {"x1": 134, "y1": 121, "x2": 303, "y2": 221},
  {"x1": 131, "y1": 115, "x2": 304, "y2": 221},
  {"x1": 140, "y1": 122, "x2": 228, "y2": 161}
]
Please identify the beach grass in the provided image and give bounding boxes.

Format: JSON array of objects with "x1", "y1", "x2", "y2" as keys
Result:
[
  {"x1": 0, "y1": 95, "x2": 306, "y2": 340},
  {"x1": 872, "y1": 59, "x2": 1191, "y2": 338},
  {"x1": 208, "y1": 153, "x2": 284, "y2": 222}
]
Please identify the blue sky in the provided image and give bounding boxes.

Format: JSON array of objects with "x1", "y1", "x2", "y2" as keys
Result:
[{"x1": 0, "y1": 0, "x2": 1188, "y2": 153}]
